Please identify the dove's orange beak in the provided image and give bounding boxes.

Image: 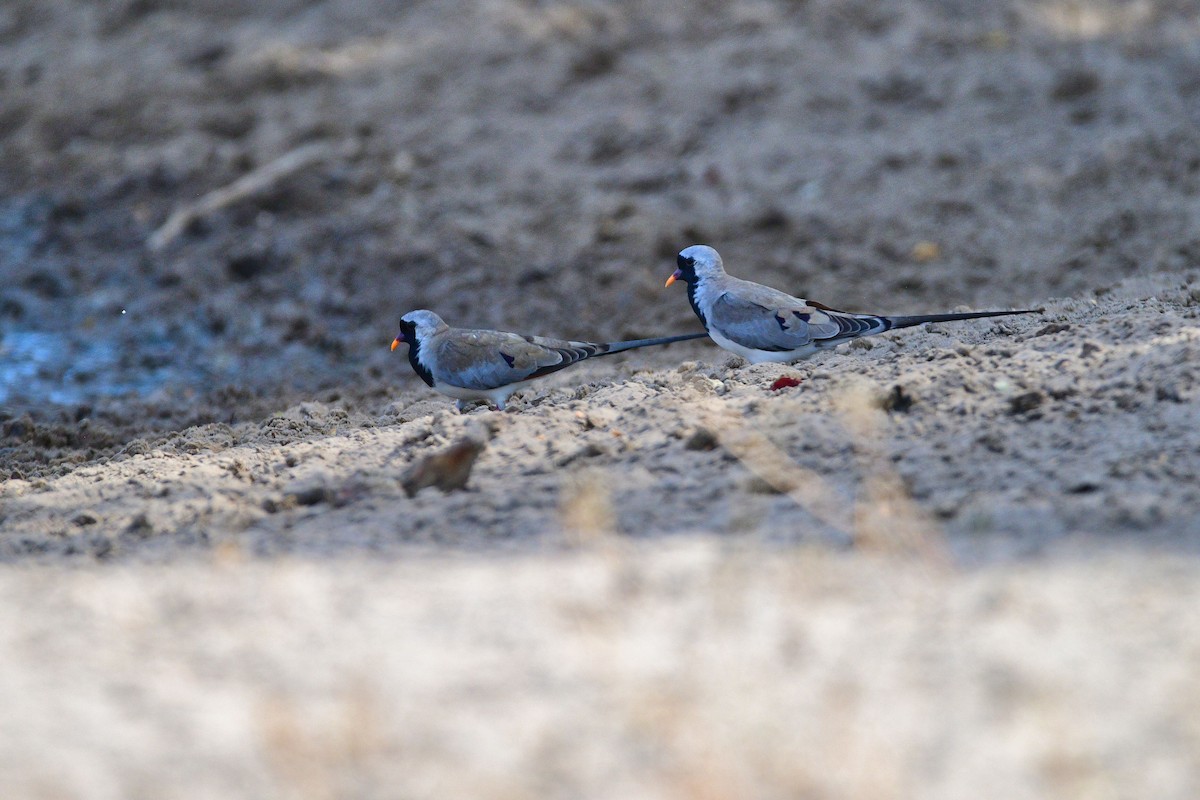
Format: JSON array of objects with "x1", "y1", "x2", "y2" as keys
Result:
[
  {"x1": 390, "y1": 333, "x2": 405, "y2": 352},
  {"x1": 664, "y1": 268, "x2": 682, "y2": 288}
]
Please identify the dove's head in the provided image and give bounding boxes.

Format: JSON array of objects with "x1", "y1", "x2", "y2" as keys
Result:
[
  {"x1": 392, "y1": 310, "x2": 448, "y2": 351},
  {"x1": 665, "y1": 244, "x2": 724, "y2": 288}
]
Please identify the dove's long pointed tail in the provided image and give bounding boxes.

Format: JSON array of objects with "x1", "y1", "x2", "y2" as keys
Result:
[
  {"x1": 592, "y1": 332, "x2": 709, "y2": 357},
  {"x1": 883, "y1": 308, "x2": 1042, "y2": 331}
]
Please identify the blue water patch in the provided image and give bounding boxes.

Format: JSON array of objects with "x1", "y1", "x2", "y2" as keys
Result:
[
  {"x1": 0, "y1": 327, "x2": 182, "y2": 407},
  {"x1": 0, "y1": 196, "x2": 50, "y2": 266}
]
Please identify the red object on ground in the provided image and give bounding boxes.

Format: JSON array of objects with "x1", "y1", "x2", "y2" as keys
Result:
[{"x1": 769, "y1": 376, "x2": 802, "y2": 391}]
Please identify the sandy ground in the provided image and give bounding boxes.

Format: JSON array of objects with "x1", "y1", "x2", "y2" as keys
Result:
[{"x1": 3, "y1": 0, "x2": 1200, "y2": 796}]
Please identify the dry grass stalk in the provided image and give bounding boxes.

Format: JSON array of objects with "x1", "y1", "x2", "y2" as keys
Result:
[
  {"x1": 147, "y1": 142, "x2": 335, "y2": 251},
  {"x1": 699, "y1": 409, "x2": 854, "y2": 534},
  {"x1": 833, "y1": 380, "x2": 949, "y2": 566},
  {"x1": 560, "y1": 469, "x2": 618, "y2": 546}
]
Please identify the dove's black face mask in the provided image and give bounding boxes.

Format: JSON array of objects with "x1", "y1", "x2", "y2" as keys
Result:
[
  {"x1": 395, "y1": 319, "x2": 435, "y2": 387},
  {"x1": 665, "y1": 253, "x2": 697, "y2": 291},
  {"x1": 665, "y1": 253, "x2": 708, "y2": 329},
  {"x1": 674, "y1": 254, "x2": 697, "y2": 285},
  {"x1": 397, "y1": 318, "x2": 418, "y2": 344}
]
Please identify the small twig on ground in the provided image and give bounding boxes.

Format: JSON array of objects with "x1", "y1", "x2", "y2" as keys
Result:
[
  {"x1": 701, "y1": 410, "x2": 855, "y2": 533},
  {"x1": 147, "y1": 142, "x2": 334, "y2": 251}
]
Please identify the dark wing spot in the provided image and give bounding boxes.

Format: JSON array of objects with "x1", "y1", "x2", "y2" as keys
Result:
[
  {"x1": 500, "y1": 352, "x2": 516, "y2": 367},
  {"x1": 793, "y1": 311, "x2": 811, "y2": 322},
  {"x1": 774, "y1": 314, "x2": 788, "y2": 331}
]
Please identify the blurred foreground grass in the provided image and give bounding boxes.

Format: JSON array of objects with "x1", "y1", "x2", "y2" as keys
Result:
[{"x1": 1, "y1": 540, "x2": 1197, "y2": 799}]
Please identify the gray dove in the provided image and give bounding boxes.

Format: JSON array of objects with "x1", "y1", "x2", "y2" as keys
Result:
[
  {"x1": 391, "y1": 310, "x2": 707, "y2": 410},
  {"x1": 665, "y1": 245, "x2": 1040, "y2": 363}
]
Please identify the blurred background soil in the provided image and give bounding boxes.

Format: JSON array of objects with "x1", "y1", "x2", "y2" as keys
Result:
[{"x1": 2, "y1": 1, "x2": 1200, "y2": 797}]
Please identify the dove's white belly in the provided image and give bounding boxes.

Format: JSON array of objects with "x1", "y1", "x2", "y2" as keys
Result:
[
  {"x1": 431, "y1": 378, "x2": 536, "y2": 410},
  {"x1": 707, "y1": 327, "x2": 818, "y2": 364},
  {"x1": 432, "y1": 382, "x2": 510, "y2": 402}
]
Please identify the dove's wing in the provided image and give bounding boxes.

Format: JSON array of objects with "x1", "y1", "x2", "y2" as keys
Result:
[
  {"x1": 707, "y1": 274, "x2": 890, "y2": 351},
  {"x1": 705, "y1": 293, "x2": 837, "y2": 352},
  {"x1": 434, "y1": 330, "x2": 602, "y2": 390}
]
